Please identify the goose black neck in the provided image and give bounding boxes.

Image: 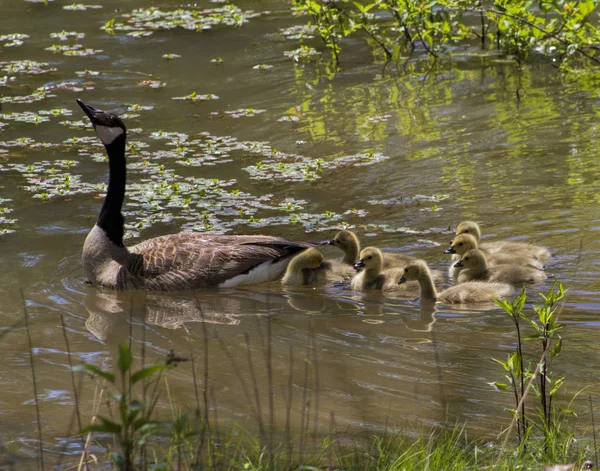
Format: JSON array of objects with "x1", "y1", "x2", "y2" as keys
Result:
[{"x1": 98, "y1": 134, "x2": 126, "y2": 247}]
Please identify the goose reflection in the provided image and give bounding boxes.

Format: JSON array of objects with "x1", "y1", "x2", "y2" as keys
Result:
[
  {"x1": 83, "y1": 284, "x2": 343, "y2": 341},
  {"x1": 83, "y1": 287, "x2": 263, "y2": 341}
]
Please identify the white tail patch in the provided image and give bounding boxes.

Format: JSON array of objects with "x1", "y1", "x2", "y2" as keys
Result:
[
  {"x1": 95, "y1": 125, "x2": 124, "y2": 145},
  {"x1": 218, "y1": 259, "x2": 290, "y2": 288}
]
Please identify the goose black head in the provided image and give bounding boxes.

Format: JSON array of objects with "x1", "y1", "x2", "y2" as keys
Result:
[{"x1": 77, "y1": 99, "x2": 126, "y2": 147}]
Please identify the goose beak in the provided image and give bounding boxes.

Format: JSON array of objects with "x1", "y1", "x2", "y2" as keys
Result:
[
  {"x1": 398, "y1": 275, "x2": 407, "y2": 285},
  {"x1": 444, "y1": 246, "x2": 456, "y2": 254},
  {"x1": 353, "y1": 260, "x2": 365, "y2": 270},
  {"x1": 77, "y1": 99, "x2": 102, "y2": 124},
  {"x1": 454, "y1": 260, "x2": 463, "y2": 268}
]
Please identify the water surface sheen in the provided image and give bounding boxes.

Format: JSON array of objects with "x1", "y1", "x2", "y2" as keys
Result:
[{"x1": 1, "y1": 0, "x2": 600, "y2": 463}]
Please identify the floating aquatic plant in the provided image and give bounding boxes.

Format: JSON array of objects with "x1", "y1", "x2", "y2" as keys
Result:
[
  {"x1": 162, "y1": 53, "x2": 181, "y2": 60},
  {"x1": 278, "y1": 24, "x2": 316, "y2": 40},
  {"x1": 75, "y1": 69, "x2": 100, "y2": 77},
  {"x1": 63, "y1": 3, "x2": 102, "y2": 10},
  {"x1": 0, "y1": 60, "x2": 57, "y2": 75},
  {"x1": 49, "y1": 31, "x2": 85, "y2": 41},
  {"x1": 45, "y1": 44, "x2": 103, "y2": 56},
  {"x1": 100, "y1": 5, "x2": 264, "y2": 38},
  {"x1": 0, "y1": 112, "x2": 50, "y2": 125},
  {"x1": 223, "y1": 108, "x2": 266, "y2": 118},
  {"x1": 283, "y1": 46, "x2": 320, "y2": 61},
  {"x1": 138, "y1": 80, "x2": 166, "y2": 88},
  {"x1": 0, "y1": 33, "x2": 29, "y2": 48},
  {"x1": 252, "y1": 64, "x2": 273, "y2": 70},
  {"x1": 171, "y1": 92, "x2": 219, "y2": 102},
  {"x1": 368, "y1": 194, "x2": 450, "y2": 205}
]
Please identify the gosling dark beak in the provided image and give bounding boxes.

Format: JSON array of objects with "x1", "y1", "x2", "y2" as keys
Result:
[
  {"x1": 398, "y1": 275, "x2": 407, "y2": 285},
  {"x1": 77, "y1": 99, "x2": 102, "y2": 125},
  {"x1": 444, "y1": 246, "x2": 456, "y2": 254},
  {"x1": 454, "y1": 260, "x2": 463, "y2": 268},
  {"x1": 353, "y1": 260, "x2": 365, "y2": 270}
]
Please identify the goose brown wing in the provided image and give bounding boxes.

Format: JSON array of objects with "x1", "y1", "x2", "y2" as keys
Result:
[{"x1": 122, "y1": 233, "x2": 320, "y2": 290}]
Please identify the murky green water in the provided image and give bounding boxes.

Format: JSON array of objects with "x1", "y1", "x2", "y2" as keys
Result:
[{"x1": 2, "y1": 0, "x2": 600, "y2": 466}]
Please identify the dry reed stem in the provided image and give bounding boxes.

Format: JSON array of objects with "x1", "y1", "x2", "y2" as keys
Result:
[{"x1": 21, "y1": 289, "x2": 44, "y2": 471}]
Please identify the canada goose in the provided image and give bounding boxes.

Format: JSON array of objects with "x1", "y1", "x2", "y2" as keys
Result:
[
  {"x1": 332, "y1": 230, "x2": 414, "y2": 268},
  {"x1": 444, "y1": 234, "x2": 543, "y2": 280},
  {"x1": 281, "y1": 248, "x2": 329, "y2": 286},
  {"x1": 77, "y1": 99, "x2": 329, "y2": 290},
  {"x1": 454, "y1": 249, "x2": 547, "y2": 286},
  {"x1": 455, "y1": 221, "x2": 551, "y2": 263},
  {"x1": 399, "y1": 260, "x2": 514, "y2": 304},
  {"x1": 351, "y1": 247, "x2": 444, "y2": 292}
]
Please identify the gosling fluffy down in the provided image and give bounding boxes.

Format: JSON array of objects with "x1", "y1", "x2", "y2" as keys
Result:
[
  {"x1": 455, "y1": 221, "x2": 551, "y2": 263},
  {"x1": 351, "y1": 247, "x2": 443, "y2": 293},
  {"x1": 399, "y1": 260, "x2": 514, "y2": 304},
  {"x1": 282, "y1": 248, "x2": 339, "y2": 286},
  {"x1": 455, "y1": 249, "x2": 547, "y2": 286},
  {"x1": 444, "y1": 234, "x2": 543, "y2": 280},
  {"x1": 332, "y1": 230, "x2": 414, "y2": 269}
]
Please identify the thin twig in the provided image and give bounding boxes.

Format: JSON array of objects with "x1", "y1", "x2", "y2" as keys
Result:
[
  {"x1": 60, "y1": 315, "x2": 86, "y2": 465},
  {"x1": 285, "y1": 345, "x2": 294, "y2": 462},
  {"x1": 21, "y1": 289, "x2": 45, "y2": 471},
  {"x1": 591, "y1": 395, "x2": 598, "y2": 469},
  {"x1": 245, "y1": 332, "x2": 265, "y2": 443}
]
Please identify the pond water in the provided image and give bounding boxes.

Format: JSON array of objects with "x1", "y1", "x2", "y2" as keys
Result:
[{"x1": 2, "y1": 0, "x2": 600, "y2": 466}]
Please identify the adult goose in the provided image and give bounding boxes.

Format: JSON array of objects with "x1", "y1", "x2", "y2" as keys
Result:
[{"x1": 77, "y1": 99, "x2": 329, "y2": 291}]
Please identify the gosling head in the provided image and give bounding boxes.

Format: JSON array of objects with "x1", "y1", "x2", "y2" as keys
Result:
[
  {"x1": 398, "y1": 260, "x2": 428, "y2": 284},
  {"x1": 454, "y1": 248, "x2": 486, "y2": 268},
  {"x1": 444, "y1": 233, "x2": 479, "y2": 256},
  {"x1": 77, "y1": 98, "x2": 126, "y2": 147},
  {"x1": 455, "y1": 221, "x2": 482, "y2": 242},
  {"x1": 353, "y1": 247, "x2": 383, "y2": 271},
  {"x1": 290, "y1": 248, "x2": 324, "y2": 271},
  {"x1": 333, "y1": 230, "x2": 360, "y2": 251}
]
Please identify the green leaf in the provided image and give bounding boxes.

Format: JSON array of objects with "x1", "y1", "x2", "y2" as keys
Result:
[
  {"x1": 491, "y1": 357, "x2": 509, "y2": 372},
  {"x1": 549, "y1": 377, "x2": 565, "y2": 396},
  {"x1": 489, "y1": 382, "x2": 509, "y2": 391},
  {"x1": 560, "y1": 408, "x2": 578, "y2": 417},
  {"x1": 81, "y1": 415, "x2": 122, "y2": 434},
  {"x1": 131, "y1": 365, "x2": 169, "y2": 385},
  {"x1": 74, "y1": 364, "x2": 115, "y2": 384},
  {"x1": 551, "y1": 338, "x2": 562, "y2": 358},
  {"x1": 118, "y1": 344, "x2": 132, "y2": 374}
]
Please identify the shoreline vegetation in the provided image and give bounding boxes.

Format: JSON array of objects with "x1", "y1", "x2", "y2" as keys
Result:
[
  {"x1": 290, "y1": 0, "x2": 600, "y2": 73},
  {"x1": 12, "y1": 281, "x2": 600, "y2": 470}
]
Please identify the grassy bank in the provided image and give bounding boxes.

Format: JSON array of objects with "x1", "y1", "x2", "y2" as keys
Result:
[{"x1": 15, "y1": 282, "x2": 599, "y2": 470}]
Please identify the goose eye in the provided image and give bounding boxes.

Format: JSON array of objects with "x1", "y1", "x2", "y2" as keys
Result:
[
  {"x1": 464, "y1": 230, "x2": 469, "y2": 233},
  {"x1": 404, "y1": 268, "x2": 408, "y2": 273},
  {"x1": 367, "y1": 256, "x2": 372, "y2": 260},
  {"x1": 458, "y1": 242, "x2": 463, "y2": 246},
  {"x1": 465, "y1": 257, "x2": 469, "y2": 261}
]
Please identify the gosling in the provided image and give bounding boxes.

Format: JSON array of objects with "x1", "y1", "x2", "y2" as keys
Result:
[
  {"x1": 399, "y1": 260, "x2": 514, "y2": 304},
  {"x1": 454, "y1": 249, "x2": 547, "y2": 286},
  {"x1": 281, "y1": 248, "x2": 329, "y2": 286},
  {"x1": 332, "y1": 230, "x2": 414, "y2": 270},
  {"x1": 444, "y1": 234, "x2": 543, "y2": 280},
  {"x1": 455, "y1": 221, "x2": 551, "y2": 263},
  {"x1": 351, "y1": 247, "x2": 443, "y2": 293}
]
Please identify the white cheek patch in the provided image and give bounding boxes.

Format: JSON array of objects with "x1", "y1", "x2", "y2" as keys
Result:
[{"x1": 95, "y1": 125, "x2": 124, "y2": 145}]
